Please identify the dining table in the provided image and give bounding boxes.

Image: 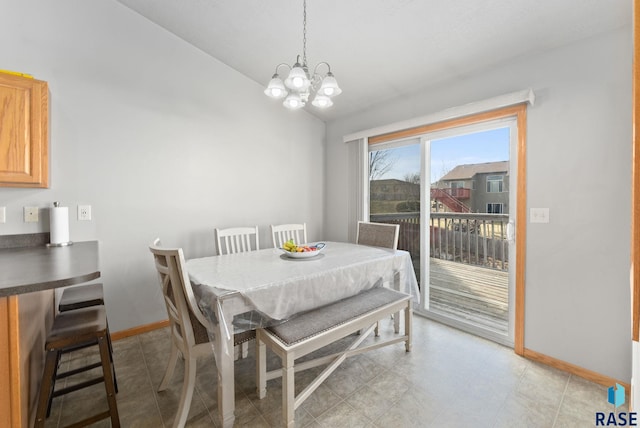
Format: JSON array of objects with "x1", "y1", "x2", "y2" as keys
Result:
[{"x1": 185, "y1": 240, "x2": 419, "y2": 428}]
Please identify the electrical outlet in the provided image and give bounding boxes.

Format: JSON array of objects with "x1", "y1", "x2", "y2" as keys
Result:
[
  {"x1": 78, "y1": 205, "x2": 91, "y2": 221},
  {"x1": 0, "y1": 207, "x2": 5, "y2": 223},
  {"x1": 24, "y1": 206, "x2": 39, "y2": 223}
]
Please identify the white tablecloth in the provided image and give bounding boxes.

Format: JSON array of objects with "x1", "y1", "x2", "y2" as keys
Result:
[{"x1": 186, "y1": 241, "x2": 419, "y2": 321}]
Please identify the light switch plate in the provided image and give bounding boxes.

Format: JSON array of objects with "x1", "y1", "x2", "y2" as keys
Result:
[
  {"x1": 0, "y1": 207, "x2": 5, "y2": 223},
  {"x1": 530, "y1": 207, "x2": 550, "y2": 224},
  {"x1": 24, "y1": 206, "x2": 39, "y2": 223}
]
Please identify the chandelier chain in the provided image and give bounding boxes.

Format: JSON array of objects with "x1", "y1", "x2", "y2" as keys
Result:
[{"x1": 302, "y1": 0, "x2": 307, "y2": 67}]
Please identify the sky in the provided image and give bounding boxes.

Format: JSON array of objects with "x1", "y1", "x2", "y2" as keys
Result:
[{"x1": 373, "y1": 127, "x2": 510, "y2": 183}]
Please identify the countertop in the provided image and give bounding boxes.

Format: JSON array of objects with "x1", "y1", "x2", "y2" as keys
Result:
[{"x1": 0, "y1": 241, "x2": 100, "y2": 297}]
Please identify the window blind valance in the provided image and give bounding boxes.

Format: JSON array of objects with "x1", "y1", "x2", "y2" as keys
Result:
[{"x1": 343, "y1": 89, "x2": 535, "y2": 144}]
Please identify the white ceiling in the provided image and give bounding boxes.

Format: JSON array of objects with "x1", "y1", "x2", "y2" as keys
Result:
[{"x1": 115, "y1": 0, "x2": 631, "y2": 122}]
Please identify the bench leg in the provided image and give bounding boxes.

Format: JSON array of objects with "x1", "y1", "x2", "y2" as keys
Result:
[
  {"x1": 404, "y1": 304, "x2": 412, "y2": 352},
  {"x1": 394, "y1": 311, "x2": 400, "y2": 333},
  {"x1": 256, "y1": 335, "x2": 267, "y2": 399},
  {"x1": 282, "y1": 353, "x2": 295, "y2": 428},
  {"x1": 393, "y1": 272, "x2": 402, "y2": 334}
]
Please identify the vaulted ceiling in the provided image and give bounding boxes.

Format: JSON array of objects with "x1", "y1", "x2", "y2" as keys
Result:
[{"x1": 116, "y1": 0, "x2": 630, "y2": 121}]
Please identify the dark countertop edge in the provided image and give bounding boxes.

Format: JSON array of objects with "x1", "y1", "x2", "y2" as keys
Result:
[
  {"x1": 0, "y1": 272, "x2": 101, "y2": 298},
  {"x1": 0, "y1": 240, "x2": 101, "y2": 297}
]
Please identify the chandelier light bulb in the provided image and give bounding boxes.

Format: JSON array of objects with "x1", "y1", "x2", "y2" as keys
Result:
[
  {"x1": 264, "y1": 75, "x2": 288, "y2": 99},
  {"x1": 283, "y1": 93, "x2": 305, "y2": 110},
  {"x1": 284, "y1": 64, "x2": 310, "y2": 91},
  {"x1": 318, "y1": 73, "x2": 342, "y2": 97},
  {"x1": 311, "y1": 94, "x2": 333, "y2": 108}
]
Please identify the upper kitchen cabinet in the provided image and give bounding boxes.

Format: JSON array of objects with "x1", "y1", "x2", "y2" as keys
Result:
[{"x1": 0, "y1": 72, "x2": 49, "y2": 188}]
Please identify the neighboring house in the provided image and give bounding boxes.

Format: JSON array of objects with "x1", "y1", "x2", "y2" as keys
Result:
[{"x1": 434, "y1": 161, "x2": 509, "y2": 213}]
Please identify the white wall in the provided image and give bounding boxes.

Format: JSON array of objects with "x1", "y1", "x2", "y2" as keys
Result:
[
  {"x1": 325, "y1": 27, "x2": 633, "y2": 382},
  {"x1": 0, "y1": 0, "x2": 325, "y2": 332}
]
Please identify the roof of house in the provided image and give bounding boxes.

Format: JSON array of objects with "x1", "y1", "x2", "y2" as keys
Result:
[
  {"x1": 370, "y1": 179, "x2": 412, "y2": 185},
  {"x1": 438, "y1": 161, "x2": 509, "y2": 181}
]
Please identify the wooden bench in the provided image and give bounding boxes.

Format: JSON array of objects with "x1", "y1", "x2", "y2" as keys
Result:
[{"x1": 256, "y1": 287, "x2": 412, "y2": 427}]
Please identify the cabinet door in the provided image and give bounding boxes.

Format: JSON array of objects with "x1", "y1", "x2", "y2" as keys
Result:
[{"x1": 0, "y1": 73, "x2": 48, "y2": 188}]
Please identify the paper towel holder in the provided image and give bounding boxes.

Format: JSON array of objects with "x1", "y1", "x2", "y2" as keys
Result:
[
  {"x1": 46, "y1": 201, "x2": 73, "y2": 247},
  {"x1": 47, "y1": 241, "x2": 73, "y2": 247}
]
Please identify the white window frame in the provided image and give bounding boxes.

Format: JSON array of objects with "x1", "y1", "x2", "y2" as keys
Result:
[
  {"x1": 486, "y1": 175, "x2": 504, "y2": 193},
  {"x1": 487, "y1": 203, "x2": 504, "y2": 214}
]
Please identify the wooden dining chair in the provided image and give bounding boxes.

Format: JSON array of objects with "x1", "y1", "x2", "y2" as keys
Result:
[
  {"x1": 356, "y1": 221, "x2": 400, "y2": 250},
  {"x1": 215, "y1": 226, "x2": 260, "y2": 255},
  {"x1": 149, "y1": 239, "x2": 254, "y2": 428},
  {"x1": 270, "y1": 223, "x2": 307, "y2": 248}
]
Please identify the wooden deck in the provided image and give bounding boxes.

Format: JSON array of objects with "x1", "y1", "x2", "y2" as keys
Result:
[{"x1": 429, "y1": 258, "x2": 508, "y2": 334}]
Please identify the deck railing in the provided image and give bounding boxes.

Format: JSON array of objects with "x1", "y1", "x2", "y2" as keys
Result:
[{"x1": 370, "y1": 212, "x2": 509, "y2": 271}]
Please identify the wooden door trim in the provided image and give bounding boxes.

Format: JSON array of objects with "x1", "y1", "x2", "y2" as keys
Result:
[{"x1": 632, "y1": 0, "x2": 639, "y2": 342}]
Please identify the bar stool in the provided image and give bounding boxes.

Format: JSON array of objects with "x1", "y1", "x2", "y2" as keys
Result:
[
  {"x1": 58, "y1": 283, "x2": 118, "y2": 392},
  {"x1": 58, "y1": 283, "x2": 106, "y2": 311},
  {"x1": 35, "y1": 306, "x2": 120, "y2": 427}
]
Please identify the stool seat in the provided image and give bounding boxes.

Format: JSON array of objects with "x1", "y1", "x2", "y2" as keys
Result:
[
  {"x1": 35, "y1": 306, "x2": 120, "y2": 427},
  {"x1": 47, "y1": 305, "x2": 108, "y2": 347},
  {"x1": 59, "y1": 283, "x2": 104, "y2": 312}
]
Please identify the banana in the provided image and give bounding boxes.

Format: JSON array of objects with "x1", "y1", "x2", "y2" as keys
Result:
[{"x1": 283, "y1": 239, "x2": 297, "y2": 252}]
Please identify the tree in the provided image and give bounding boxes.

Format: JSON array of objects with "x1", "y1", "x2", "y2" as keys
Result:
[
  {"x1": 369, "y1": 150, "x2": 395, "y2": 180},
  {"x1": 403, "y1": 172, "x2": 420, "y2": 184},
  {"x1": 432, "y1": 160, "x2": 454, "y2": 185}
]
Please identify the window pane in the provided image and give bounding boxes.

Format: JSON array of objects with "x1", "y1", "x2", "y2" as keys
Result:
[{"x1": 369, "y1": 144, "x2": 421, "y2": 283}]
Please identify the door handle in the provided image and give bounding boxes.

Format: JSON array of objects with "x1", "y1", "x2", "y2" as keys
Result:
[{"x1": 506, "y1": 221, "x2": 515, "y2": 243}]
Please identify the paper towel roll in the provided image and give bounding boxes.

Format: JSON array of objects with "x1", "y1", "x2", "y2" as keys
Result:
[{"x1": 50, "y1": 206, "x2": 70, "y2": 244}]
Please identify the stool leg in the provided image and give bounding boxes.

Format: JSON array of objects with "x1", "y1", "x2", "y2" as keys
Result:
[
  {"x1": 98, "y1": 335, "x2": 120, "y2": 427},
  {"x1": 106, "y1": 322, "x2": 118, "y2": 393},
  {"x1": 45, "y1": 351, "x2": 63, "y2": 417},
  {"x1": 35, "y1": 349, "x2": 59, "y2": 428}
]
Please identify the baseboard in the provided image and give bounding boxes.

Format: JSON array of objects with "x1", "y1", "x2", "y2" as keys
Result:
[
  {"x1": 523, "y1": 347, "x2": 630, "y2": 391},
  {"x1": 111, "y1": 319, "x2": 169, "y2": 341}
]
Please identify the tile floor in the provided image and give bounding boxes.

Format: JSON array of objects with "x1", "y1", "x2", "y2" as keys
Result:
[{"x1": 44, "y1": 315, "x2": 624, "y2": 427}]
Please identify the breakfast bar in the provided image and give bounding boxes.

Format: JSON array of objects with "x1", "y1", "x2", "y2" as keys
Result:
[{"x1": 0, "y1": 238, "x2": 100, "y2": 428}]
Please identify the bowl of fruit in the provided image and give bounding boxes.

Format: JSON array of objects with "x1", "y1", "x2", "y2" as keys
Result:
[{"x1": 281, "y1": 240, "x2": 326, "y2": 259}]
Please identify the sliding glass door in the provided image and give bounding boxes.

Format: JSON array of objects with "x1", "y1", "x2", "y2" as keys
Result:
[{"x1": 368, "y1": 118, "x2": 518, "y2": 346}]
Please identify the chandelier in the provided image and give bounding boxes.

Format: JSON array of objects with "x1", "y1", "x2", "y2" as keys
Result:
[{"x1": 264, "y1": 0, "x2": 341, "y2": 110}]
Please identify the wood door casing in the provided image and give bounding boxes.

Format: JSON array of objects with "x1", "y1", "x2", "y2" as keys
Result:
[{"x1": 632, "y1": 0, "x2": 639, "y2": 343}]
